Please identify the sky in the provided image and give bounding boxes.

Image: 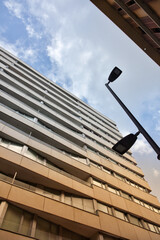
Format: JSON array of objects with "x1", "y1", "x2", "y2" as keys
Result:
[{"x1": 0, "y1": 0, "x2": 160, "y2": 200}]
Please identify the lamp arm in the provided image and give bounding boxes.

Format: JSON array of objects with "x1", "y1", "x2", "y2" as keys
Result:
[{"x1": 105, "y1": 82, "x2": 160, "y2": 160}]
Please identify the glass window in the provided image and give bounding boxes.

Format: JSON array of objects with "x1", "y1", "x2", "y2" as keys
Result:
[
  {"x1": 64, "y1": 193, "x2": 72, "y2": 205},
  {"x1": 93, "y1": 179, "x2": 102, "y2": 188},
  {"x1": 121, "y1": 191, "x2": 131, "y2": 200},
  {"x1": 103, "y1": 234, "x2": 120, "y2": 240},
  {"x1": 19, "y1": 211, "x2": 33, "y2": 235},
  {"x1": 115, "y1": 210, "x2": 128, "y2": 221},
  {"x1": 8, "y1": 142, "x2": 23, "y2": 153},
  {"x1": 129, "y1": 215, "x2": 142, "y2": 227},
  {"x1": 1, "y1": 138, "x2": 9, "y2": 147},
  {"x1": 25, "y1": 114, "x2": 35, "y2": 122},
  {"x1": 153, "y1": 207, "x2": 159, "y2": 213},
  {"x1": 130, "y1": 182, "x2": 136, "y2": 187},
  {"x1": 52, "y1": 189, "x2": 61, "y2": 201},
  {"x1": 103, "y1": 167, "x2": 111, "y2": 174},
  {"x1": 36, "y1": 217, "x2": 50, "y2": 240},
  {"x1": 109, "y1": 159, "x2": 116, "y2": 164},
  {"x1": 72, "y1": 196, "x2": 83, "y2": 210},
  {"x1": 97, "y1": 203, "x2": 108, "y2": 213},
  {"x1": 148, "y1": 223, "x2": 157, "y2": 233},
  {"x1": 139, "y1": 186, "x2": 144, "y2": 191},
  {"x1": 83, "y1": 199, "x2": 94, "y2": 213},
  {"x1": 2, "y1": 205, "x2": 22, "y2": 232},
  {"x1": 50, "y1": 223, "x2": 58, "y2": 238},
  {"x1": 37, "y1": 154, "x2": 45, "y2": 164},
  {"x1": 125, "y1": 179, "x2": 130, "y2": 184},
  {"x1": 44, "y1": 188, "x2": 53, "y2": 199},
  {"x1": 14, "y1": 179, "x2": 30, "y2": 190},
  {"x1": 0, "y1": 173, "x2": 12, "y2": 183},
  {"x1": 114, "y1": 173, "x2": 123, "y2": 181},
  {"x1": 77, "y1": 157, "x2": 87, "y2": 164},
  {"x1": 108, "y1": 186, "x2": 117, "y2": 194},
  {"x1": 108, "y1": 206, "x2": 112, "y2": 215},
  {"x1": 90, "y1": 161, "x2": 98, "y2": 167},
  {"x1": 24, "y1": 149, "x2": 37, "y2": 161},
  {"x1": 133, "y1": 198, "x2": 141, "y2": 204},
  {"x1": 140, "y1": 201, "x2": 144, "y2": 206},
  {"x1": 144, "y1": 203, "x2": 150, "y2": 209}
]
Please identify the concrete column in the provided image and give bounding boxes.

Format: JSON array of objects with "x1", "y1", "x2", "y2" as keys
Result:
[
  {"x1": 93, "y1": 199, "x2": 98, "y2": 214},
  {"x1": 91, "y1": 232, "x2": 104, "y2": 240},
  {"x1": 61, "y1": 192, "x2": 65, "y2": 203},
  {"x1": 30, "y1": 215, "x2": 37, "y2": 238},
  {"x1": 0, "y1": 201, "x2": 8, "y2": 226}
]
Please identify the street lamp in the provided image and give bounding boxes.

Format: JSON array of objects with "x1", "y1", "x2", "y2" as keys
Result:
[{"x1": 105, "y1": 67, "x2": 160, "y2": 160}]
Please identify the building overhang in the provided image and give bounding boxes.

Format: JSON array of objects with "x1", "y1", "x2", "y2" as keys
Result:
[{"x1": 90, "y1": 0, "x2": 160, "y2": 66}]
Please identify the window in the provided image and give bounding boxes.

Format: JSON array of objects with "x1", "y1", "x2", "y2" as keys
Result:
[
  {"x1": 103, "y1": 168, "x2": 111, "y2": 175},
  {"x1": 114, "y1": 173, "x2": 124, "y2": 181},
  {"x1": 144, "y1": 203, "x2": 150, "y2": 209},
  {"x1": 8, "y1": 142, "x2": 22, "y2": 153},
  {"x1": 52, "y1": 189, "x2": 61, "y2": 201},
  {"x1": 133, "y1": 198, "x2": 141, "y2": 204},
  {"x1": 24, "y1": 148, "x2": 45, "y2": 165},
  {"x1": 2, "y1": 205, "x2": 33, "y2": 235},
  {"x1": 153, "y1": 207, "x2": 159, "y2": 213},
  {"x1": 129, "y1": 215, "x2": 142, "y2": 227},
  {"x1": 97, "y1": 203, "x2": 108, "y2": 214},
  {"x1": 108, "y1": 186, "x2": 120, "y2": 195},
  {"x1": 90, "y1": 161, "x2": 98, "y2": 168},
  {"x1": 83, "y1": 199, "x2": 94, "y2": 213},
  {"x1": 0, "y1": 138, "x2": 22, "y2": 153},
  {"x1": 2, "y1": 205, "x2": 22, "y2": 232},
  {"x1": 0, "y1": 173, "x2": 12, "y2": 183},
  {"x1": 14, "y1": 179, "x2": 30, "y2": 190},
  {"x1": 43, "y1": 188, "x2": 53, "y2": 199},
  {"x1": 148, "y1": 223, "x2": 158, "y2": 233},
  {"x1": 77, "y1": 157, "x2": 87, "y2": 165},
  {"x1": 62, "y1": 227, "x2": 88, "y2": 240},
  {"x1": 72, "y1": 196, "x2": 83, "y2": 210},
  {"x1": 130, "y1": 182, "x2": 136, "y2": 187},
  {"x1": 0, "y1": 138, "x2": 9, "y2": 147},
  {"x1": 114, "y1": 210, "x2": 128, "y2": 222},
  {"x1": 120, "y1": 191, "x2": 131, "y2": 200},
  {"x1": 36, "y1": 217, "x2": 51, "y2": 240},
  {"x1": 24, "y1": 149, "x2": 37, "y2": 161},
  {"x1": 19, "y1": 211, "x2": 33, "y2": 235},
  {"x1": 64, "y1": 193, "x2": 72, "y2": 205},
  {"x1": 93, "y1": 179, "x2": 102, "y2": 188}
]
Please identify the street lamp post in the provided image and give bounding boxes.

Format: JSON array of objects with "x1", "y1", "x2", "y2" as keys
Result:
[{"x1": 105, "y1": 67, "x2": 160, "y2": 160}]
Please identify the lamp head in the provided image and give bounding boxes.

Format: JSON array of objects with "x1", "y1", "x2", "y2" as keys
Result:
[
  {"x1": 108, "y1": 67, "x2": 122, "y2": 82},
  {"x1": 112, "y1": 132, "x2": 140, "y2": 155}
]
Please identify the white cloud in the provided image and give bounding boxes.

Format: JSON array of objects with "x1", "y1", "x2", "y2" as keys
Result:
[
  {"x1": 4, "y1": 0, "x2": 23, "y2": 19},
  {"x1": 0, "y1": 39, "x2": 37, "y2": 64},
  {"x1": 0, "y1": 40, "x2": 18, "y2": 56},
  {"x1": 47, "y1": 35, "x2": 64, "y2": 65},
  {"x1": 132, "y1": 138, "x2": 153, "y2": 155},
  {"x1": 26, "y1": 24, "x2": 41, "y2": 39},
  {"x1": 153, "y1": 168, "x2": 160, "y2": 177}
]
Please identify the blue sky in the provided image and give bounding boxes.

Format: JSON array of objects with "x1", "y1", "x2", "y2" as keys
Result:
[{"x1": 0, "y1": 0, "x2": 160, "y2": 200}]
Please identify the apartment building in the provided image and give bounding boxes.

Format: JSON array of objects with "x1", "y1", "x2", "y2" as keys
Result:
[{"x1": 0, "y1": 46, "x2": 160, "y2": 240}]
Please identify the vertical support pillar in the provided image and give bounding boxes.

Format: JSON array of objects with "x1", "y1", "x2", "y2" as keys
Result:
[
  {"x1": 93, "y1": 199, "x2": 98, "y2": 214},
  {"x1": 61, "y1": 192, "x2": 65, "y2": 203},
  {"x1": 91, "y1": 232, "x2": 104, "y2": 240},
  {"x1": 0, "y1": 201, "x2": 8, "y2": 226},
  {"x1": 30, "y1": 215, "x2": 37, "y2": 238}
]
